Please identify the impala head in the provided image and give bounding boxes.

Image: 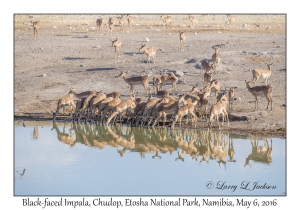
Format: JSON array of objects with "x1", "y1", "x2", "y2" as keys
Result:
[
  {"x1": 96, "y1": 90, "x2": 103, "y2": 95},
  {"x1": 117, "y1": 71, "x2": 126, "y2": 78},
  {"x1": 209, "y1": 63, "x2": 216, "y2": 68},
  {"x1": 130, "y1": 101, "x2": 136, "y2": 109},
  {"x1": 190, "y1": 86, "x2": 200, "y2": 94},
  {"x1": 229, "y1": 87, "x2": 237, "y2": 93},
  {"x1": 139, "y1": 44, "x2": 146, "y2": 51},
  {"x1": 202, "y1": 85, "x2": 211, "y2": 92},
  {"x1": 209, "y1": 80, "x2": 219, "y2": 87},
  {"x1": 178, "y1": 94, "x2": 185, "y2": 103},
  {"x1": 111, "y1": 39, "x2": 116, "y2": 46},
  {"x1": 159, "y1": 97, "x2": 170, "y2": 105},
  {"x1": 217, "y1": 91, "x2": 228, "y2": 102},
  {"x1": 244, "y1": 157, "x2": 252, "y2": 167},
  {"x1": 169, "y1": 72, "x2": 176, "y2": 77},
  {"x1": 245, "y1": 80, "x2": 251, "y2": 86},
  {"x1": 202, "y1": 58, "x2": 208, "y2": 63},
  {"x1": 135, "y1": 97, "x2": 143, "y2": 104},
  {"x1": 68, "y1": 88, "x2": 76, "y2": 94},
  {"x1": 130, "y1": 93, "x2": 136, "y2": 98},
  {"x1": 203, "y1": 88, "x2": 211, "y2": 98},
  {"x1": 51, "y1": 111, "x2": 57, "y2": 120},
  {"x1": 160, "y1": 72, "x2": 166, "y2": 76}
]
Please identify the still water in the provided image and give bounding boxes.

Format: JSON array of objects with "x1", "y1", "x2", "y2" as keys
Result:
[{"x1": 14, "y1": 121, "x2": 286, "y2": 196}]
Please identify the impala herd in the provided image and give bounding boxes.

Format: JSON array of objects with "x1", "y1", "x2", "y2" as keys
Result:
[
  {"x1": 29, "y1": 14, "x2": 274, "y2": 131},
  {"x1": 52, "y1": 60, "x2": 273, "y2": 131}
]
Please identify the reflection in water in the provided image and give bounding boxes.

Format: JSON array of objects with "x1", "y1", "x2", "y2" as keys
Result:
[
  {"x1": 244, "y1": 139, "x2": 273, "y2": 167},
  {"x1": 228, "y1": 138, "x2": 236, "y2": 162},
  {"x1": 33, "y1": 126, "x2": 39, "y2": 140},
  {"x1": 52, "y1": 122, "x2": 76, "y2": 147},
  {"x1": 50, "y1": 122, "x2": 274, "y2": 167},
  {"x1": 15, "y1": 168, "x2": 26, "y2": 181},
  {"x1": 15, "y1": 121, "x2": 285, "y2": 196},
  {"x1": 175, "y1": 150, "x2": 185, "y2": 161}
]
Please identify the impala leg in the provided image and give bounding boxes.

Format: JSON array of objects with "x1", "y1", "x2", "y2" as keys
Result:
[
  {"x1": 86, "y1": 112, "x2": 90, "y2": 122},
  {"x1": 266, "y1": 96, "x2": 270, "y2": 111},
  {"x1": 252, "y1": 78, "x2": 257, "y2": 86},
  {"x1": 61, "y1": 106, "x2": 66, "y2": 119},
  {"x1": 172, "y1": 83, "x2": 176, "y2": 95},
  {"x1": 254, "y1": 96, "x2": 258, "y2": 111},
  {"x1": 184, "y1": 112, "x2": 188, "y2": 124},
  {"x1": 172, "y1": 115, "x2": 178, "y2": 130},
  {"x1": 179, "y1": 115, "x2": 183, "y2": 127},
  {"x1": 163, "y1": 112, "x2": 166, "y2": 127},
  {"x1": 221, "y1": 112, "x2": 225, "y2": 126},
  {"x1": 130, "y1": 86, "x2": 134, "y2": 96},
  {"x1": 216, "y1": 113, "x2": 221, "y2": 130},
  {"x1": 189, "y1": 111, "x2": 197, "y2": 127},
  {"x1": 112, "y1": 113, "x2": 118, "y2": 124},
  {"x1": 141, "y1": 116, "x2": 146, "y2": 126},
  {"x1": 270, "y1": 94, "x2": 273, "y2": 111},
  {"x1": 225, "y1": 110, "x2": 229, "y2": 126},
  {"x1": 208, "y1": 117, "x2": 213, "y2": 131},
  {"x1": 155, "y1": 112, "x2": 162, "y2": 127},
  {"x1": 53, "y1": 110, "x2": 59, "y2": 121},
  {"x1": 151, "y1": 120, "x2": 156, "y2": 127},
  {"x1": 266, "y1": 93, "x2": 273, "y2": 111}
]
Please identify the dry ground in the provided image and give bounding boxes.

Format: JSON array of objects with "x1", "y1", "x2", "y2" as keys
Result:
[{"x1": 14, "y1": 14, "x2": 286, "y2": 138}]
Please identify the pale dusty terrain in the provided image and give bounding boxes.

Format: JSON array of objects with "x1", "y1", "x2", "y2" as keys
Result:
[{"x1": 14, "y1": 14, "x2": 286, "y2": 138}]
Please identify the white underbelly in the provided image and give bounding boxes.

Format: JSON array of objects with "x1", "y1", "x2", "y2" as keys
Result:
[
  {"x1": 182, "y1": 110, "x2": 188, "y2": 116},
  {"x1": 261, "y1": 73, "x2": 270, "y2": 79}
]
